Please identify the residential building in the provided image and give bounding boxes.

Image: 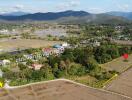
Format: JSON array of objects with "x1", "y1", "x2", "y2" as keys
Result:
[
  {"x1": 24, "y1": 54, "x2": 33, "y2": 60},
  {"x1": 62, "y1": 42, "x2": 69, "y2": 48},
  {"x1": 31, "y1": 64, "x2": 43, "y2": 70},
  {"x1": 0, "y1": 60, "x2": 10, "y2": 66}
]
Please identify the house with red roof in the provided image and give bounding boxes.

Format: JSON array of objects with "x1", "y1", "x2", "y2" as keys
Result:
[{"x1": 31, "y1": 64, "x2": 43, "y2": 70}]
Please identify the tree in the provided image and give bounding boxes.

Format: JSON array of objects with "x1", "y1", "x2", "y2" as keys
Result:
[
  {"x1": 21, "y1": 32, "x2": 31, "y2": 39},
  {"x1": 119, "y1": 46, "x2": 131, "y2": 55},
  {"x1": 18, "y1": 63, "x2": 27, "y2": 70},
  {"x1": 26, "y1": 60, "x2": 33, "y2": 66},
  {"x1": 68, "y1": 64, "x2": 85, "y2": 76},
  {"x1": 40, "y1": 66, "x2": 54, "y2": 79},
  {"x1": 22, "y1": 68, "x2": 33, "y2": 80},
  {"x1": 86, "y1": 57, "x2": 99, "y2": 70},
  {"x1": 55, "y1": 70, "x2": 65, "y2": 78},
  {"x1": 59, "y1": 60, "x2": 67, "y2": 70},
  {"x1": 107, "y1": 47, "x2": 119, "y2": 59},
  {"x1": 38, "y1": 58, "x2": 48, "y2": 64},
  {"x1": 53, "y1": 63, "x2": 59, "y2": 74},
  {"x1": 48, "y1": 56, "x2": 62, "y2": 67},
  {"x1": 31, "y1": 70, "x2": 42, "y2": 80},
  {"x1": 122, "y1": 27, "x2": 131, "y2": 35}
]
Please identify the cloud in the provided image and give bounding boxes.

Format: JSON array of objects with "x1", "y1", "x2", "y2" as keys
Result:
[
  {"x1": 117, "y1": 4, "x2": 130, "y2": 11},
  {"x1": 56, "y1": 0, "x2": 80, "y2": 10},
  {"x1": 70, "y1": 1, "x2": 80, "y2": 7},
  {"x1": 13, "y1": 4, "x2": 24, "y2": 10},
  {"x1": 111, "y1": 0, "x2": 130, "y2": 11},
  {"x1": 0, "y1": 8, "x2": 8, "y2": 14},
  {"x1": 87, "y1": 8, "x2": 105, "y2": 13},
  {"x1": 0, "y1": 4, "x2": 25, "y2": 14}
]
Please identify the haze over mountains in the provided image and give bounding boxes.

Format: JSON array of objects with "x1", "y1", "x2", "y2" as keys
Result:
[
  {"x1": 2, "y1": 11, "x2": 30, "y2": 16},
  {"x1": 0, "y1": 10, "x2": 131, "y2": 24},
  {"x1": 106, "y1": 11, "x2": 132, "y2": 20}
]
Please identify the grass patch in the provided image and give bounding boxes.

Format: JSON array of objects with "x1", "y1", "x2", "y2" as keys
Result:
[{"x1": 66, "y1": 74, "x2": 118, "y2": 88}]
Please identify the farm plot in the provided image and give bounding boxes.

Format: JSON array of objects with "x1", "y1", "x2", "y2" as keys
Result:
[
  {"x1": 0, "y1": 79, "x2": 131, "y2": 100},
  {"x1": 101, "y1": 54, "x2": 132, "y2": 73},
  {"x1": 105, "y1": 68, "x2": 132, "y2": 98},
  {"x1": 0, "y1": 39, "x2": 62, "y2": 52}
]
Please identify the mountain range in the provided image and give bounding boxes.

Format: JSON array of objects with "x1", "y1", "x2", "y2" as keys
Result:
[
  {"x1": 106, "y1": 11, "x2": 132, "y2": 20},
  {"x1": 0, "y1": 10, "x2": 131, "y2": 24}
]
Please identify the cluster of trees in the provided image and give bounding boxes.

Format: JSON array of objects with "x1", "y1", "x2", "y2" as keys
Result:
[
  {"x1": 2, "y1": 45, "x2": 125, "y2": 86},
  {"x1": 1, "y1": 43, "x2": 131, "y2": 86},
  {"x1": 83, "y1": 25, "x2": 115, "y2": 37},
  {"x1": 94, "y1": 45, "x2": 132, "y2": 64}
]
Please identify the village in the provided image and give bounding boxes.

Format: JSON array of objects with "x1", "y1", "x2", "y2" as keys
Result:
[
  {"x1": 0, "y1": 42, "x2": 70, "y2": 77},
  {"x1": 1, "y1": 0, "x2": 132, "y2": 99}
]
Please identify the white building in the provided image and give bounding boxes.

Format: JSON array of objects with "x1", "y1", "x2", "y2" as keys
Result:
[
  {"x1": 0, "y1": 60, "x2": 10, "y2": 66},
  {"x1": 93, "y1": 41, "x2": 101, "y2": 47},
  {"x1": 0, "y1": 29, "x2": 9, "y2": 34},
  {"x1": 62, "y1": 42, "x2": 69, "y2": 48}
]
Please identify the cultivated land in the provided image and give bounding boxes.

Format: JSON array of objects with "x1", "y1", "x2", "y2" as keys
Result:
[
  {"x1": 0, "y1": 79, "x2": 131, "y2": 100},
  {"x1": 112, "y1": 40, "x2": 132, "y2": 45},
  {"x1": 105, "y1": 68, "x2": 132, "y2": 98},
  {"x1": 0, "y1": 39, "x2": 62, "y2": 52},
  {"x1": 100, "y1": 54, "x2": 132, "y2": 73}
]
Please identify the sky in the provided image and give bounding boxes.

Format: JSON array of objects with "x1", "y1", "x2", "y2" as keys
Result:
[{"x1": 0, "y1": 0, "x2": 132, "y2": 14}]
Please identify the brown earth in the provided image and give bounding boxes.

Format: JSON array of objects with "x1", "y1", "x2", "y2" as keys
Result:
[
  {"x1": 0, "y1": 39, "x2": 62, "y2": 52},
  {"x1": 0, "y1": 79, "x2": 131, "y2": 100},
  {"x1": 105, "y1": 68, "x2": 132, "y2": 98},
  {"x1": 100, "y1": 54, "x2": 132, "y2": 73}
]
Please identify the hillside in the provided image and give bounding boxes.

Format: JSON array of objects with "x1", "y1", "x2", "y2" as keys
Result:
[
  {"x1": 0, "y1": 10, "x2": 131, "y2": 24},
  {"x1": 56, "y1": 14, "x2": 130, "y2": 24},
  {"x1": 0, "y1": 10, "x2": 90, "y2": 21}
]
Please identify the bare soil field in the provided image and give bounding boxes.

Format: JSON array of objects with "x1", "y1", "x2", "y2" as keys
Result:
[
  {"x1": 0, "y1": 79, "x2": 131, "y2": 100},
  {"x1": 34, "y1": 29, "x2": 67, "y2": 37},
  {"x1": 105, "y1": 68, "x2": 132, "y2": 98},
  {"x1": 0, "y1": 39, "x2": 62, "y2": 52},
  {"x1": 100, "y1": 54, "x2": 132, "y2": 73},
  {"x1": 112, "y1": 40, "x2": 132, "y2": 45}
]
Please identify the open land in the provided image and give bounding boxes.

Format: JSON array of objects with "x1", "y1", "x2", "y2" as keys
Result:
[
  {"x1": 0, "y1": 39, "x2": 62, "y2": 52},
  {"x1": 34, "y1": 29, "x2": 67, "y2": 37},
  {"x1": 0, "y1": 79, "x2": 131, "y2": 100},
  {"x1": 112, "y1": 40, "x2": 132, "y2": 45},
  {"x1": 105, "y1": 68, "x2": 132, "y2": 98},
  {"x1": 100, "y1": 54, "x2": 132, "y2": 73}
]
